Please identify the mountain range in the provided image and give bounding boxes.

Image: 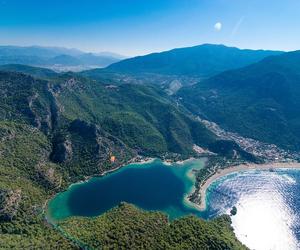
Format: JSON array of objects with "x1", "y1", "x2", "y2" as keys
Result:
[
  {"x1": 82, "y1": 44, "x2": 283, "y2": 94},
  {"x1": 1, "y1": 43, "x2": 299, "y2": 249},
  {"x1": 0, "y1": 46, "x2": 124, "y2": 72},
  {"x1": 178, "y1": 50, "x2": 300, "y2": 151},
  {"x1": 105, "y1": 44, "x2": 282, "y2": 77},
  {"x1": 0, "y1": 66, "x2": 252, "y2": 248}
]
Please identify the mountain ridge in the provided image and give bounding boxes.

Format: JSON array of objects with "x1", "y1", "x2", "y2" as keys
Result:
[
  {"x1": 178, "y1": 50, "x2": 300, "y2": 151},
  {"x1": 105, "y1": 44, "x2": 283, "y2": 77},
  {"x1": 0, "y1": 45, "x2": 125, "y2": 71},
  {"x1": 0, "y1": 69, "x2": 254, "y2": 248}
]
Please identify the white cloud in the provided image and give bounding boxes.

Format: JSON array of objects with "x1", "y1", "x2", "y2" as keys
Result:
[{"x1": 214, "y1": 22, "x2": 222, "y2": 32}]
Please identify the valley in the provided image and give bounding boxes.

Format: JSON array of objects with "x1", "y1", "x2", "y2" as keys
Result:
[
  {"x1": 0, "y1": 43, "x2": 299, "y2": 249},
  {"x1": 2, "y1": 1, "x2": 300, "y2": 249}
]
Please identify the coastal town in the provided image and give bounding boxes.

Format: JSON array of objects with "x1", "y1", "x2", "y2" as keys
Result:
[
  {"x1": 198, "y1": 118, "x2": 300, "y2": 163},
  {"x1": 184, "y1": 117, "x2": 300, "y2": 210}
]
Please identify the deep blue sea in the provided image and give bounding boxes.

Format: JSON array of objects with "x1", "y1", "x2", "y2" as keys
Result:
[{"x1": 47, "y1": 159, "x2": 300, "y2": 249}]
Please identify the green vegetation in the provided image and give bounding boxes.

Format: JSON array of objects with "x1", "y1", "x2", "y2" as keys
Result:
[
  {"x1": 0, "y1": 69, "x2": 250, "y2": 248},
  {"x1": 0, "y1": 70, "x2": 249, "y2": 175},
  {"x1": 0, "y1": 64, "x2": 58, "y2": 79},
  {"x1": 0, "y1": 121, "x2": 75, "y2": 249},
  {"x1": 179, "y1": 51, "x2": 300, "y2": 151},
  {"x1": 49, "y1": 74, "x2": 251, "y2": 161},
  {"x1": 1, "y1": 45, "x2": 299, "y2": 249},
  {"x1": 52, "y1": 78, "x2": 216, "y2": 157},
  {"x1": 59, "y1": 203, "x2": 247, "y2": 250}
]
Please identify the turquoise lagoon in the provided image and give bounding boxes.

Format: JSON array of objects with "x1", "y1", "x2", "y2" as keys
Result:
[
  {"x1": 47, "y1": 159, "x2": 300, "y2": 249},
  {"x1": 47, "y1": 159, "x2": 205, "y2": 222}
]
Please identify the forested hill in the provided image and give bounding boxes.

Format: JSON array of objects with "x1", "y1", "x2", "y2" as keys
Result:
[
  {"x1": 0, "y1": 70, "x2": 254, "y2": 165},
  {"x1": 0, "y1": 64, "x2": 58, "y2": 79},
  {"x1": 58, "y1": 203, "x2": 247, "y2": 249},
  {"x1": 0, "y1": 69, "x2": 251, "y2": 248},
  {"x1": 105, "y1": 44, "x2": 282, "y2": 77},
  {"x1": 178, "y1": 51, "x2": 300, "y2": 151}
]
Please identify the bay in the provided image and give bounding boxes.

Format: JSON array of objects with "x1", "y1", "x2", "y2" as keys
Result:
[{"x1": 47, "y1": 159, "x2": 300, "y2": 249}]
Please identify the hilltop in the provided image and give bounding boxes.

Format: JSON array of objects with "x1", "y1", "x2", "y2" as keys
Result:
[
  {"x1": 0, "y1": 68, "x2": 253, "y2": 248},
  {"x1": 178, "y1": 51, "x2": 300, "y2": 151},
  {"x1": 104, "y1": 44, "x2": 282, "y2": 77}
]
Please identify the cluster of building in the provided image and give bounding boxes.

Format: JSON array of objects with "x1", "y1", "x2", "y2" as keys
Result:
[{"x1": 199, "y1": 118, "x2": 300, "y2": 163}]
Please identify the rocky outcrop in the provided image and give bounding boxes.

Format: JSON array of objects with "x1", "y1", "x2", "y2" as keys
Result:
[
  {"x1": 68, "y1": 119, "x2": 134, "y2": 174},
  {"x1": 0, "y1": 189, "x2": 22, "y2": 221},
  {"x1": 51, "y1": 138, "x2": 73, "y2": 163},
  {"x1": 46, "y1": 82, "x2": 64, "y2": 131},
  {"x1": 50, "y1": 119, "x2": 134, "y2": 178},
  {"x1": 35, "y1": 164, "x2": 62, "y2": 190}
]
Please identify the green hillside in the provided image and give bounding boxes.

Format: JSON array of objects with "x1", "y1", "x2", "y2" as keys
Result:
[
  {"x1": 0, "y1": 64, "x2": 58, "y2": 79},
  {"x1": 0, "y1": 70, "x2": 250, "y2": 172},
  {"x1": 178, "y1": 51, "x2": 300, "y2": 151},
  {"x1": 0, "y1": 69, "x2": 251, "y2": 248},
  {"x1": 58, "y1": 203, "x2": 247, "y2": 250},
  {"x1": 0, "y1": 121, "x2": 74, "y2": 249}
]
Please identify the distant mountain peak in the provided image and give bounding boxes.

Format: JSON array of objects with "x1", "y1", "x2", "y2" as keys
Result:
[
  {"x1": 178, "y1": 50, "x2": 300, "y2": 151},
  {"x1": 0, "y1": 45, "x2": 123, "y2": 71},
  {"x1": 105, "y1": 43, "x2": 283, "y2": 77}
]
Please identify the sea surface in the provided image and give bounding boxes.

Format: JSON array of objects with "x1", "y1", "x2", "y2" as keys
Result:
[
  {"x1": 206, "y1": 169, "x2": 300, "y2": 250},
  {"x1": 47, "y1": 159, "x2": 300, "y2": 250}
]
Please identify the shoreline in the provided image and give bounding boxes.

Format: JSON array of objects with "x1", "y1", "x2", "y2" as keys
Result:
[
  {"x1": 44, "y1": 156, "x2": 193, "y2": 220},
  {"x1": 198, "y1": 161, "x2": 300, "y2": 211},
  {"x1": 44, "y1": 156, "x2": 155, "y2": 222},
  {"x1": 100, "y1": 157, "x2": 156, "y2": 177}
]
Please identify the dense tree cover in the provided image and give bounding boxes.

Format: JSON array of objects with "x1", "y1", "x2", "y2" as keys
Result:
[
  {"x1": 0, "y1": 70, "x2": 250, "y2": 248},
  {"x1": 104, "y1": 44, "x2": 281, "y2": 77},
  {"x1": 0, "y1": 64, "x2": 58, "y2": 79},
  {"x1": 52, "y1": 76, "x2": 216, "y2": 157},
  {"x1": 59, "y1": 203, "x2": 247, "y2": 250},
  {"x1": 2, "y1": 45, "x2": 299, "y2": 248},
  {"x1": 0, "y1": 70, "x2": 249, "y2": 180},
  {"x1": 178, "y1": 51, "x2": 300, "y2": 151},
  {"x1": 0, "y1": 121, "x2": 75, "y2": 249}
]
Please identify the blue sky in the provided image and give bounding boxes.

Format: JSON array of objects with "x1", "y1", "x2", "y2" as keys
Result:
[{"x1": 0, "y1": 0, "x2": 300, "y2": 56}]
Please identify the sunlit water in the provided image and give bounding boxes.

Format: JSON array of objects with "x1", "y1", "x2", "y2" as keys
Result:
[
  {"x1": 206, "y1": 169, "x2": 300, "y2": 250},
  {"x1": 47, "y1": 160, "x2": 300, "y2": 249}
]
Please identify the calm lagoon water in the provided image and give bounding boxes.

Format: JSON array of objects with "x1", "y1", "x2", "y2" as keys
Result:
[
  {"x1": 47, "y1": 159, "x2": 205, "y2": 221},
  {"x1": 47, "y1": 159, "x2": 300, "y2": 249}
]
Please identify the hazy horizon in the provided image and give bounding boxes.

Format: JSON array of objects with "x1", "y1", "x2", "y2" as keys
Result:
[
  {"x1": 1, "y1": 0, "x2": 300, "y2": 56},
  {"x1": 0, "y1": 43, "x2": 293, "y2": 58}
]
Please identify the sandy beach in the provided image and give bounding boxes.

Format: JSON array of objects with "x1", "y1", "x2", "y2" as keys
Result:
[
  {"x1": 198, "y1": 161, "x2": 300, "y2": 211},
  {"x1": 100, "y1": 157, "x2": 155, "y2": 176}
]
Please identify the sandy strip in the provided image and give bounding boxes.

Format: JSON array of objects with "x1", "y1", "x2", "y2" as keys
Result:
[
  {"x1": 100, "y1": 157, "x2": 155, "y2": 176},
  {"x1": 199, "y1": 162, "x2": 300, "y2": 211}
]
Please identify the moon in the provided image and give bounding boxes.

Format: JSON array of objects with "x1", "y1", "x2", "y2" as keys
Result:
[{"x1": 214, "y1": 22, "x2": 222, "y2": 31}]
